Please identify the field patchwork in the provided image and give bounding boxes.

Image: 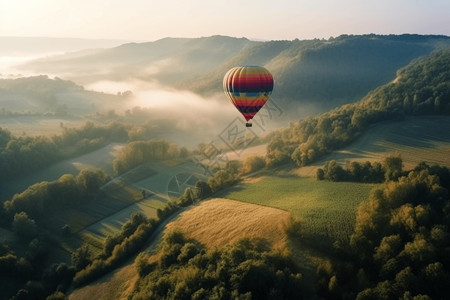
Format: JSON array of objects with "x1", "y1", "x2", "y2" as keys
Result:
[{"x1": 77, "y1": 160, "x2": 209, "y2": 249}]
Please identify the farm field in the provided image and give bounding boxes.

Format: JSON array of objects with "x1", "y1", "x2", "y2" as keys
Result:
[
  {"x1": 222, "y1": 176, "x2": 377, "y2": 243},
  {"x1": 165, "y1": 198, "x2": 290, "y2": 249},
  {"x1": 297, "y1": 116, "x2": 450, "y2": 177}
]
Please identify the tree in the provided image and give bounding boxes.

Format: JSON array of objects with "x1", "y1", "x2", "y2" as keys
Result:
[
  {"x1": 242, "y1": 155, "x2": 265, "y2": 174},
  {"x1": 135, "y1": 253, "x2": 152, "y2": 277},
  {"x1": 76, "y1": 168, "x2": 109, "y2": 194},
  {"x1": 71, "y1": 244, "x2": 92, "y2": 272},
  {"x1": 178, "y1": 188, "x2": 194, "y2": 206},
  {"x1": 323, "y1": 160, "x2": 346, "y2": 181},
  {"x1": 316, "y1": 168, "x2": 325, "y2": 180},
  {"x1": 12, "y1": 211, "x2": 37, "y2": 241},
  {"x1": 194, "y1": 181, "x2": 212, "y2": 199},
  {"x1": 384, "y1": 155, "x2": 403, "y2": 181}
]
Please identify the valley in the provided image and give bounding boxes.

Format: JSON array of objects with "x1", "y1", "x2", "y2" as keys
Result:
[{"x1": 0, "y1": 34, "x2": 449, "y2": 299}]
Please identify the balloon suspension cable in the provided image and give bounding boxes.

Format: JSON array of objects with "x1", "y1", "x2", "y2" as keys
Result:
[{"x1": 245, "y1": 122, "x2": 252, "y2": 128}]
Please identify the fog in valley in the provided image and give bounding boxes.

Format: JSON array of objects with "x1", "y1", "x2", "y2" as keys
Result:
[{"x1": 0, "y1": 43, "x2": 293, "y2": 148}]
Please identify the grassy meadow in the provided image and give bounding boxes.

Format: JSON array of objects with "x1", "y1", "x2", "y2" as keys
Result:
[
  {"x1": 165, "y1": 198, "x2": 290, "y2": 249},
  {"x1": 222, "y1": 176, "x2": 377, "y2": 244}
]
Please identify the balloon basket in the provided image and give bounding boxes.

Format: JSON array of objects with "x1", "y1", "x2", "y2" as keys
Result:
[{"x1": 245, "y1": 122, "x2": 252, "y2": 127}]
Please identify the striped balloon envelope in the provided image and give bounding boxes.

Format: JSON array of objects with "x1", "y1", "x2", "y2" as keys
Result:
[{"x1": 223, "y1": 66, "x2": 274, "y2": 127}]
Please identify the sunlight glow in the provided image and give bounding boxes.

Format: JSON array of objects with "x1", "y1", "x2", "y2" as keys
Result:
[{"x1": 1, "y1": 0, "x2": 449, "y2": 41}]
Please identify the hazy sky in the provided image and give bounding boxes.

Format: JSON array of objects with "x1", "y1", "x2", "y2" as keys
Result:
[{"x1": 1, "y1": 0, "x2": 449, "y2": 41}]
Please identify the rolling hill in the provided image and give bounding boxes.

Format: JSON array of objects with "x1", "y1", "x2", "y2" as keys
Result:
[
  {"x1": 0, "y1": 75, "x2": 122, "y2": 116},
  {"x1": 19, "y1": 34, "x2": 450, "y2": 112}
]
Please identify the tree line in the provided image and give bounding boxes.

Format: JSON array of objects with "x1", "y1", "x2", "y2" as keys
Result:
[
  {"x1": 112, "y1": 140, "x2": 189, "y2": 175},
  {"x1": 0, "y1": 122, "x2": 128, "y2": 182},
  {"x1": 316, "y1": 155, "x2": 403, "y2": 183}
]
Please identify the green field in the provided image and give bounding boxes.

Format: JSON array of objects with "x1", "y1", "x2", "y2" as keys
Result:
[{"x1": 223, "y1": 176, "x2": 377, "y2": 244}]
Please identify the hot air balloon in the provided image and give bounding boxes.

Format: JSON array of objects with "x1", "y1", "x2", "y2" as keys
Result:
[{"x1": 223, "y1": 66, "x2": 274, "y2": 127}]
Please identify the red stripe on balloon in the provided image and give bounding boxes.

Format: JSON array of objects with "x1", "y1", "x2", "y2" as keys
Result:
[{"x1": 232, "y1": 99, "x2": 267, "y2": 107}]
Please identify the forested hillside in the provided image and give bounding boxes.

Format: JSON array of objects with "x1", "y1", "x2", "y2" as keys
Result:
[
  {"x1": 315, "y1": 163, "x2": 450, "y2": 299},
  {"x1": 264, "y1": 48, "x2": 450, "y2": 168}
]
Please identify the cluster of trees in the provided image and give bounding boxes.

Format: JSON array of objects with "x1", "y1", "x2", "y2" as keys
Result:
[
  {"x1": 0, "y1": 211, "x2": 76, "y2": 299},
  {"x1": 72, "y1": 212, "x2": 157, "y2": 287},
  {"x1": 3, "y1": 168, "x2": 110, "y2": 222},
  {"x1": 207, "y1": 160, "x2": 243, "y2": 192},
  {"x1": 316, "y1": 163, "x2": 450, "y2": 299},
  {"x1": 130, "y1": 231, "x2": 303, "y2": 299},
  {"x1": 317, "y1": 155, "x2": 403, "y2": 183},
  {"x1": 176, "y1": 156, "x2": 266, "y2": 208},
  {"x1": 112, "y1": 140, "x2": 188, "y2": 175},
  {"x1": 265, "y1": 49, "x2": 450, "y2": 169}
]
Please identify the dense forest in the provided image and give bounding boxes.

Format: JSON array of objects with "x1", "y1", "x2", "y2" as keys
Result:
[{"x1": 315, "y1": 163, "x2": 450, "y2": 299}]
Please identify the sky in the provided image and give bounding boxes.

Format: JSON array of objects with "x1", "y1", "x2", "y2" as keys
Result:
[{"x1": 1, "y1": 0, "x2": 449, "y2": 42}]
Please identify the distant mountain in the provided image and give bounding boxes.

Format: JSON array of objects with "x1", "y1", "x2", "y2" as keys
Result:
[
  {"x1": 0, "y1": 36, "x2": 129, "y2": 56},
  {"x1": 20, "y1": 35, "x2": 252, "y2": 85},
  {"x1": 19, "y1": 34, "x2": 450, "y2": 113}
]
